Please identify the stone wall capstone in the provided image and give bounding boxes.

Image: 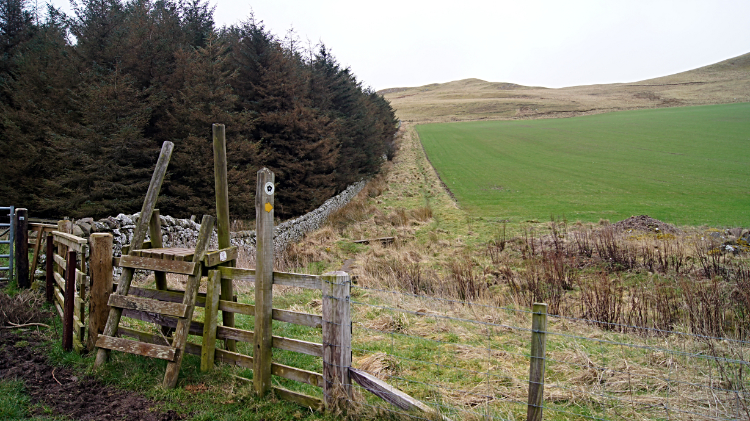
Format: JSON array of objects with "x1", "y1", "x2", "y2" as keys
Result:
[{"x1": 70, "y1": 180, "x2": 366, "y2": 258}]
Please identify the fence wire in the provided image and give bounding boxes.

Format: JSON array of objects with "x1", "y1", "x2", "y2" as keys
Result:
[{"x1": 348, "y1": 284, "x2": 750, "y2": 420}]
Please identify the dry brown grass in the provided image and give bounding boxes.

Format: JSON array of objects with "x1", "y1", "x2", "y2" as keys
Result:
[{"x1": 381, "y1": 53, "x2": 750, "y2": 124}]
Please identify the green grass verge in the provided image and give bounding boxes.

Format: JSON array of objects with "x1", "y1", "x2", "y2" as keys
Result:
[{"x1": 416, "y1": 103, "x2": 750, "y2": 227}]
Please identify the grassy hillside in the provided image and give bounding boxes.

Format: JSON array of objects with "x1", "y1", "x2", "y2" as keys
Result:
[
  {"x1": 382, "y1": 52, "x2": 750, "y2": 123},
  {"x1": 417, "y1": 103, "x2": 750, "y2": 227}
]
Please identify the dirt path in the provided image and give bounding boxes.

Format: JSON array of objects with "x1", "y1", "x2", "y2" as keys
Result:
[{"x1": 0, "y1": 325, "x2": 183, "y2": 420}]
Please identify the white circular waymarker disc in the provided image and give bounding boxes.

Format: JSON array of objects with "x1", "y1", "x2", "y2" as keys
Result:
[{"x1": 264, "y1": 182, "x2": 275, "y2": 196}]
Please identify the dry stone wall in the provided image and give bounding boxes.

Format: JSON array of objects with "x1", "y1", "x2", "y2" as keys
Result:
[{"x1": 70, "y1": 181, "x2": 366, "y2": 257}]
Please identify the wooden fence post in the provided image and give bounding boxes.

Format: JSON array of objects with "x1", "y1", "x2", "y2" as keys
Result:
[
  {"x1": 213, "y1": 124, "x2": 236, "y2": 352},
  {"x1": 88, "y1": 233, "x2": 113, "y2": 351},
  {"x1": 254, "y1": 168, "x2": 274, "y2": 396},
  {"x1": 201, "y1": 270, "x2": 221, "y2": 371},
  {"x1": 45, "y1": 234, "x2": 54, "y2": 303},
  {"x1": 527, "y1": 303, "x2": 547, "y2": 421},
  {"x1": 14, "y1": 208, "x2": 28, "y2": 288},
  {"x1": 63, "y1": 250, "x2": 76, "y2": 352},
  {"x1": 322, "y1": 271, "x2": 352, "y2": 410}
]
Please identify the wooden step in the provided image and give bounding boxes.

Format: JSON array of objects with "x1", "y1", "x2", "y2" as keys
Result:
[
  {"x1": 118, "y1": 254, "x2": 196, "y2": 275},
  {"x1": 108, "y1": 294, "x2": 189, "y2": 318},
  {"x1": 95, "y1": 335, "x2": 176, "y2": 361}
]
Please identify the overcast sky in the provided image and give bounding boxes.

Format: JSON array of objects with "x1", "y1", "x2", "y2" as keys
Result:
[{"x1": 48, "y1": 0, "x2": 750, "y2": 91}]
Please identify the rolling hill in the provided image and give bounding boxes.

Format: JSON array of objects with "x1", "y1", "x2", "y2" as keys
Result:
[{"x1": 381, "y1": 52, "x2": 750, "y2": 123}]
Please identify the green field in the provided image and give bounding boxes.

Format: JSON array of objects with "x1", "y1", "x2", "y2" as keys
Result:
[{"x1": 416, "y1": 103, "x2": 750, "y2": 227}]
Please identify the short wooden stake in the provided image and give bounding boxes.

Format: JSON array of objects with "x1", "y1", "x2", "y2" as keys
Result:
[
  {"x1": 63, "y1": 250, "x2": 76, "y2": 352},
  {"x1": 45, "y1": 234, "x2": 54, "y2": 303},
  {"x1": 201, "y1": 270, "x2": 221, "y2": 372},
  {"x1": 213, "y1": 124, "x2": 236, "y2": 352},
  {"x1": 88, "y1": 233, "x2": 113, "y2": 350},
  {"x1": 14, "y1": 208, "x2": 28, "y2": 288},
  {"x1": 322, "y1": 271, "x2": 352, "y2": 410},
  {"x1": 254, "y1": 168, "x2": 274, "y2": 396},
  {"x1": 527, "y1": 303, "x2": 547, "y2": 421}
]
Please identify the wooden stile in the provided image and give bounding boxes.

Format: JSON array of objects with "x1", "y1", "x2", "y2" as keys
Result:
[
  {"x1": 94, "y1": 141, "x2": 174, "y2": 368},
  {"x1": 148, "y1": 209, "x2": 168, "y2": 292},
  {"x1": 118, "y1": 255, "x2": 196, "y2": 275}
]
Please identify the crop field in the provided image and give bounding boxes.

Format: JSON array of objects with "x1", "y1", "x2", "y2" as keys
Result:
[{"x1": 416, "y1": 103, "x2": 750, "y2": 227}]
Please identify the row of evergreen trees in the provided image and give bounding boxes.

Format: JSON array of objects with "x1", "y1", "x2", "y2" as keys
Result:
[{"x1": 0, "y1": 0, "x2": 397, "y2": 219}]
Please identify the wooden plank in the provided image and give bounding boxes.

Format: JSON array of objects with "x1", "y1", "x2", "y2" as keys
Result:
[
  {"x1": 352, "y1": 237, "x2": 395, "y2": 245},
  {"x1": 54, "y1": 300, "x2": 64, "y2": 319},
  {"x1": 217, "y1": 299, "x2": 253, "y2": 316},
  {"x1": 118, "y1": 326, "x2": 169, "y2": 346},
  {"x1": 128, "y1": 287, "x2": 188, "y2": 305},
  {"x1": 201, "y1": 270, "x2": 221, "y2": 371},
  {"x1": 254, "y1": 167, "x2": 275, "y2": 396},
  {"x1": 272, "y1": 336, "x2": 323, "y2": 358},
  {"x1": 96, "y1": 335, "x2": 176, "y2": 361},
  {"x1": 121, "y1": 309, "x2": 203, "y2": 336},
  {"x1": 163, "y1": 214, "x2": 215, "y2": 389},
  {"x1": 273, "y1": 308, "x2": 322, "y2": 329},
  {"x1": 88, "y1": 234, "x2": 113, "y2": 350},
  {"x1": 273, "y1": 272, "x2": 321, "y2": 290},
  {"x1": 215, "y1": 348, "x2": 253, "y2": 368},
  {"x1": 203, "y1": 246, "x2": 238, "y2": 267},
  {"x1": 53, "y1": 230, "x2": 88, "y2": 245},
  {"x1": 53, "y1": 271, "x2": 65, "y2": 290},
  {"x1": 54, "y1": 288, "x2": 65, "y2": 314},
  {"x1": 350, "y1": 367, "x2": 439, "y2": 415},
  {"x1": 118, "y1": 255, "x2": 196, "y2": 275},
  {"x1": 108, "y1": 294, "x2": 188, "y2": 318},
  {"x1": 216, "y1": 326, "x2": 254, "y2": 343},
  {"x1": 52, "y1": 232, "x2": 87, "y2": 253},
  {"x1": 322, "y1": 271, "x2": 352, "y2": 407},
  {"x1": 273, "y1": 387, "x2": 324, "y2": 411},
  {"x1": 54, "y1": 253, "x2": 66, "y2": 271},
  {"x1": 272, "y1": 363, "x2": 324, "y2": 388},
  {"x1": 219, "y1": 266, "x2": 255, "y2": 283}
]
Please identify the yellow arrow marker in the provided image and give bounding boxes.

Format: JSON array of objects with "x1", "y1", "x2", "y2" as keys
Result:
[{"x1": 265, "y1": 202, "x2": 273, "y2": 213}]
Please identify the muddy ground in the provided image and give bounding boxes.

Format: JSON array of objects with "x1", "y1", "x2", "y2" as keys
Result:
[{"x1": 0, "y1": 286, "x2": 183, "y2": 420}]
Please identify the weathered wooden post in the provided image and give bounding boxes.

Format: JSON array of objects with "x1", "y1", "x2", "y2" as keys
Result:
[
  {"x1": 148, "y1": 209, "x2": 167, "y2": 291},
  {"x1": 88, "y1": 233, "x2": 113, "y2": 350},
  {"x1": 63, "y1": 250, "x2": 76, "y2": 352},
  {"x1": 254, "y1": 168, "x2": 274, "y2": 396},
  {"x1": 213, "y1": 124, "x2": 236, "y2": 352},
  {"x1": 527, "y1": 303, "x2": 548, "y2": 421},
  {"x1": 14, "y1": 208, "x2": 28, "y2": 288},
  {"x1": 45, "y1": 233, "x2": 54, "y2": 303},
  {"x1": 201, "y1": 270, "x2": 221, "y2": 371},
  {"x1": 322, "y1": 271, "x2": 352, "y2": 410},
  {"x1": 95, "y1": 141, "x2": 174, "y2": 368}
]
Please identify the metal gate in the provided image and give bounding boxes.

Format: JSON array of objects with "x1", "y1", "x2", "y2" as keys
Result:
[{"x1": 0, "y1": 206, "x2": 15, "y2": 281}]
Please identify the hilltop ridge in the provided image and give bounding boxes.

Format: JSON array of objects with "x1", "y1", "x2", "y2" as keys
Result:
[{"x1": 381, "y1": 52, "x2": 750, "y2": 122}]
